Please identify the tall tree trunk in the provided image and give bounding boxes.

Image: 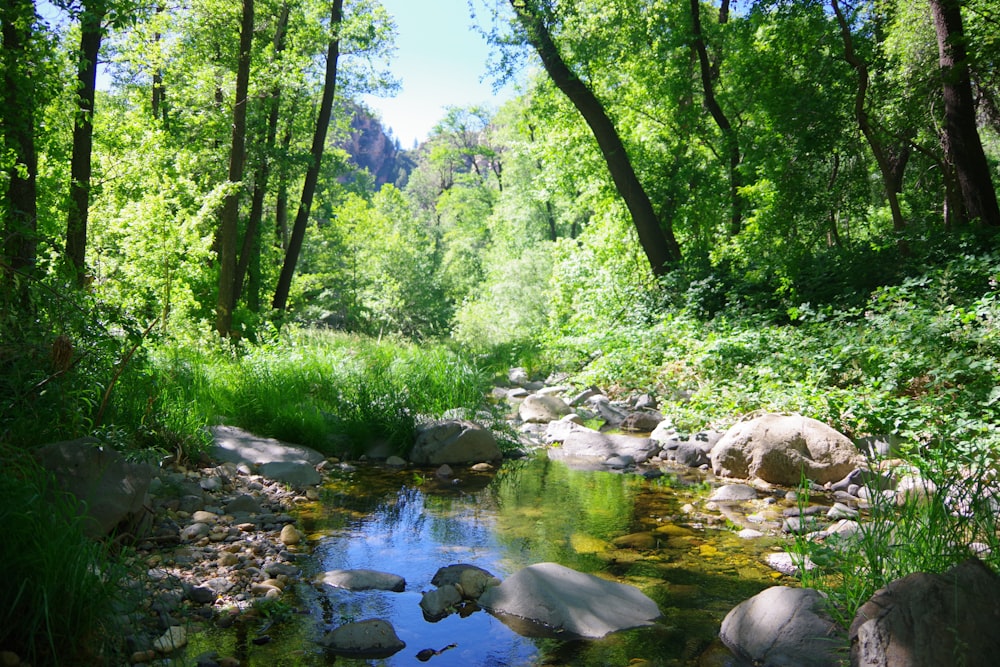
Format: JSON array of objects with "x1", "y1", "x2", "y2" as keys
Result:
[
  {"x1": 929, "y1": 0, "x2": 1000, "y2": 227},
  {"x1": 215, "y1": 0, "x2": 255, "y2": 336},
  {"x1": 509, "y1": 0, "x2": 681, "y2": 275},
  {"x1": 65, "y1": 1, "x2": 108, "y2": 286},
  {"x1": 1, "y1": 0, "x2": 39, "y2": 282},
  {"x1": 272, "y1": 0, "x2": 344, "y2": 311},
  {"x1": 233, "y1": 2, "x2": 289, "y2": 312},
  {"x1": 832, "y1": 0, "x2": 908, "y2": 237},
  {"x1": 151, "y1": 4, "x2": 166, "y2": 123},
  {"x1": 690, "y1": 0, "x2": 742, "y2": 236}
]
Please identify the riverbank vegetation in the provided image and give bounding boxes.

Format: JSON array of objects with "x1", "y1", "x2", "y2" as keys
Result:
[{"x1": 2, "y1": 0, "x2": 1000, "y2": 661}]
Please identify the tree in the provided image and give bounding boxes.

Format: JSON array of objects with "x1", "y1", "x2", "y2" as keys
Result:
[
  {"x1": 272, "y1": 0, "x2": 345, "y2": 312},
  {"x1": 1, "y1": 0, "x2": 40, "y2": 281},
  {"x1": 507, "y1": 0, "x2": 681, "y2": 275},
  {"x1": 65, "y1": 0, "x2": 110, "y2": 285},
  {"x1": 831, "y1": 0, "x2": 908, "y2": 237},
  {"x1": 233, "y1": 1, "x2": 291, "y2": 313},
  {"x1": 215, "y1": 0, "x2": 255, "y2": 336},
  {"x1": 689, "y1": 0, "x2": 744, "y2": 236},
  {"x1": 928, "y1": 0, "x2": 1000, "y2": 227}
]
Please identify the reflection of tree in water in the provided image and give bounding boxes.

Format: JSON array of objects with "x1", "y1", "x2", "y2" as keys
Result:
[{"x1": 486, "y1": 456, "x2": 640, "y2": 570}]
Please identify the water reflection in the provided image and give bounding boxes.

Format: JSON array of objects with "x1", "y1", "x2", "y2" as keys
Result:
[{"x1": 196, "y1": 455, "x2": 782, "y2": 666}]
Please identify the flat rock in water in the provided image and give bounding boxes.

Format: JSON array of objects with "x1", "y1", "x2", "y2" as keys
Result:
[
  {"x1": 546, "y1": 422, "x2": 657, "y2": 469},
  {"x1": 316, "y1": 569, "x2": 405, "y2": 592},
  {"x1": 720, "y1": 586, "x2": 844, "y2": 667},
  {"x1": 319, "y1": 619, "x2": 405, "y2": 659},
  {"x1": 709, "y1": 484, "x2": 758, "y2": 503},
  {"x1": 478, "y1": 562, "x2": 661, "y2": 639},
  {"x1": 211, "y1": 425, "x2": 325, "y2": 466}
]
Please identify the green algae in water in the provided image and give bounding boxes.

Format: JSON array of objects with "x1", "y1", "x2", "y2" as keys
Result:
[{"x1": 186, "y1": 456, "x2": 782, "y2": 666}]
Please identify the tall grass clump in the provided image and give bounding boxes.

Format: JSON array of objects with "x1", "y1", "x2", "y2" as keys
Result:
[
  {"x1": 793, "y1": 446, "x2": 1000, "y2": 629},
  {"x1": 0, "y1": 445, "x2": 129, "y2": 664},
  {"x1": 138, "y1": 328, "x2": 502, "y2": 458}
]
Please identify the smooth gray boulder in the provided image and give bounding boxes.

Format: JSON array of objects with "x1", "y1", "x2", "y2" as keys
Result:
[
  {"x1": 720, "y1": 586, "x2": 845, "y2": 667},
  {"x1": 478, "y1": 562, "x2": 661, "y2": 639},
  {"x1": 620, "y1": 411, "x2": 665, "y2": 433},
  {"x1": 211, "y1": 425, "x2": 325, "y2": 466},
  {"x1": 34, "y1": 438, "x2": 152, "y2": 538},
  {"x1": 419, "y1": 584, "x2": 463, "y2": 621},
  {"x1": 411, "y1": 419, "x2": 500, "y2": 465},
  {"x1": 709, "y1": 484, "x2": 758, "y2": 503},
  {"x1": 315, "y1": 569, "x2": 406, "y2": 592},
  {"x1": 850, "y1": 558, "x2": 1000, "y2": 667},
  {"x1": 519, "y1": 394, "x2": 572, "y2": 423},
  {"x1": 655, "y1": 430, "x2": 722, "y2": 468},
  {"x1": 546, "y1": 421, "x2": 657, "y2": 469},
  {"x1": 710, "y1": 414, "x2": 861, "y2": 485},
  {"x1": 430, "y1": 564, "x2": 500, "y2": 600},
  {"x1": 585, "y1": 394, "x2": 628, "y2": 426},
  {"x1": 319, "y1": 619, "x2": 405, "y2": 658}
]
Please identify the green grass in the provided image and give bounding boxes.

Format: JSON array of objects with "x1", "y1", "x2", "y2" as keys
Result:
[
  {"x1": 0, "y1": 445, "x2": 130, "y2": 664},
  {"x1": 792, "y1": 450, "x2": 1000, "y2": 629},
  {"x1": 102, "y1": 328, "x2": 509, "y2": 459}
]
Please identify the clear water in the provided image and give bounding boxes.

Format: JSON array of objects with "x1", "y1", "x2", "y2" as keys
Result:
[{"x1": 188, "y1": 454, "x2": 785, "y2": 666}]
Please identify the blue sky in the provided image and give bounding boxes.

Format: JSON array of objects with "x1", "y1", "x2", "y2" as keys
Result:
[{"x1": 361, "y1": 0, "x2": 519, "y2": 148}]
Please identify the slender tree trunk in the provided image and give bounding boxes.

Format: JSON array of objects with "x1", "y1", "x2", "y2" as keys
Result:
[
  {"x1": 510, "y1": 1, "x2": 681, "y2": 274},
  {"x1": 151, "y1": 4, "x2": 166, "y2": 123},
  {"x1": 233, "y1": 2, "x2": 289, "y2": 312},
  {"x1": 690, "y1": 0, "x2": 742, "y2": 236},
  {"x1": 832, "y1": 0, "x2": 907, "y2": 237},
  {"x1": 929, "y1": 0, "x2": 1000, "y2": 227},
  {"x1": 65, "y1": 1, "x2": 107, "y2": 286},
  {"x1": 215, "y1": 0, "x2": 255, "y2": 336},
  {"x1": 272, "y1": 0, "x2": 344, "y2": 311},
  {"x1": 1, "y1": 0, "x2": 39, "y2": 281}
]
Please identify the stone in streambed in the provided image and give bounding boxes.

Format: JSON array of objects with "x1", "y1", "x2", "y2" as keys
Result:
[
  {"x1": 720, "y1": 586, "x2": 843, "y2": 666},
  {"x1": 315, "y1": 569, "x2": 405, "y2": 592},
  {"x1": 319, "y1": 619, "x2": 405, "y2": 659},
  {"x1": 478, "y1": 562, "x2": 661, "y2": 639}
]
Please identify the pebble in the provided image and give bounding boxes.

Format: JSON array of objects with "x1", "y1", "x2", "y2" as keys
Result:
[
  {"x1": 153, "y1": 625, "x2": 187, "y2": 653},
  {"x1": 279, "y1": 524, "x2": 302, "y2": 546}
]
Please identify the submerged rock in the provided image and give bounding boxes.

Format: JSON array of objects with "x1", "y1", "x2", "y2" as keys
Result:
[
  {"x1": 478, "y1": 562, "x2": 661, "y2": 639},
  {"x1": 320, "y1": 619, "x2": 405, "y2": 659}
]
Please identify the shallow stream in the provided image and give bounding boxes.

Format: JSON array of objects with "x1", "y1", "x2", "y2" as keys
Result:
[{"x1": 188, "y1": 454, "x2": 788, "y2": 666}]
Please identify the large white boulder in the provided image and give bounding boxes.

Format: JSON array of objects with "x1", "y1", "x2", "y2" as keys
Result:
[{"x1": 710, "y1": 414, "x2": 861, "y2": 485}]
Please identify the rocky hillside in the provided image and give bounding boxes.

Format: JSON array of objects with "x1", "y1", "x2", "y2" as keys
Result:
[{"x1": 340, "y1": 103, "x2": 416, "y2": 188}]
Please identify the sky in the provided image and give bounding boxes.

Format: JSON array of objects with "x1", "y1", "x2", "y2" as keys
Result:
[{"x1": 361, "y1": 0, "x2": 519, "y2": 148}]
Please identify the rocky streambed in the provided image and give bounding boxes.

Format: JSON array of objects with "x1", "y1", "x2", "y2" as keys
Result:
[{"x1": 22, "y1": 374, "x2": 1000, "y2": 667}]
